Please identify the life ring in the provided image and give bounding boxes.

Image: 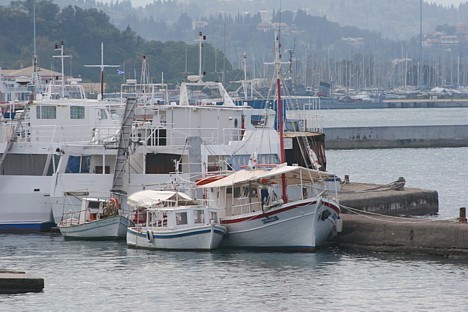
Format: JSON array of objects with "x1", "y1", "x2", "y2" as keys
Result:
[{"x1": 146, "y1": 230, "x2": 154, "y2": 242}]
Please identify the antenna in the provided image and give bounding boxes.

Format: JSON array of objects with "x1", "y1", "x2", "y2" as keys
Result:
[
  {"x1": 52, "y1": 41, "x2": 72, "y2": 98},
  {"x1": 140, "y1": 55, "x2": 149, "y2": 85},
  {"x1": 84, "y1": 42, "x2": 120, "y2": 100},
  {"x1": 198, "y1": 32, "x2": 207, "y2": 81},
  {"x1": 31, "y1": 0, "x2": 40, "y2": 101}
]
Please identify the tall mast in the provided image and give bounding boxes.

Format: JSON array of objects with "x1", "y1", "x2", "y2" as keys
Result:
[
  {"x1": 31, "y1": 0, "x2": 38, "y2": 100},
  {"x1": 198, "y1": 32, "x2": 206, "y2": 82},
  {"x1": 274, "y1": 31, "x2": 288, "y2": 204},
  {"x1": 242, "y1": 52, "x2": 248, "y2": 100},
  {"x1": 275, "y1": 34, "x2": 286, "y2": 164},
  {"x1": 53, "y1": 41, "x2": 71, "y2": 98},
  {"x1": 84, "y1": 42, "x2": 120, "y2": 100}
]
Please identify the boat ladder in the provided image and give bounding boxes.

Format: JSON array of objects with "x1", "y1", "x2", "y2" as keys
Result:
[{"x1": 111, "y1": 97, "x2": 137, "y2": 195}]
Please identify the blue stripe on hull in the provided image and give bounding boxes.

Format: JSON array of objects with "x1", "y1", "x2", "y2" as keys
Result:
[
  {"x1": 0, "y1": 221, "x2": 56, "y2": 234},
  {"x1": 129, "y1": 227, "x2": 226, "y2": 239}
]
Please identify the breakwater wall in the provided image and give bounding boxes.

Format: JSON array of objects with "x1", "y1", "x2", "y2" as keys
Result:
[
  {"x1": 338, "y1": 182, "x2": 439, "y2": 216},
  {"x1": 324, "y1": 125, "x2": 468, "y2": 149},
  {"x1": 336, "y1": 214, "x2": 468, "y2": 258}
]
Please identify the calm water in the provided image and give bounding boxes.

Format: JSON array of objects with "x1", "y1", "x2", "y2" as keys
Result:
[
  {"x1": 1, "y1": 108, "x2": 468, "y2": 311},
  {"x1": 318, "y1": 107, "x2": 468, "y2": 128},
  {"x1": 1, "y1": 235, "x2": 467, "y2": 311}
]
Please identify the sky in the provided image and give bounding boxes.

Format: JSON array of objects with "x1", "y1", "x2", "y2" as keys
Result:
[{"x1": 112, "y1": 0, "x2": 468, "y2": 8}]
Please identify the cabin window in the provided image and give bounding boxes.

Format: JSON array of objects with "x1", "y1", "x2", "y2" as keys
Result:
[
  {"x1": 65, "y1": 155, "x2": 91, "y2": 173},
  {"x1": 99, "y1": 109, "x2": 108, "y2": 119},
  {"x1": 36, "y1": 106, "x2": 56, "y2": 119},
  {"x1": 88, "y1": 201, "x2": 101, "y2": 209},
  {"x1": 243, "y1": 186, "x2": 257, "y2": 197},
  {"x1": 210, "y1": 211, "x2": 218, "y2": 222},
  {"x1": 70, "y1": 106, "x2": 85, "y2": 119},
  {"x1": 145, "y1": 153, "x2": 181, "y2": 174},
  {"x1": 194, "y1": 210, "x2": 204, "y2": 224},
  {"x1": 176, "y1": 212, "x2": 188, "y2": 225},
  {"x1": 94, "y1": 166, "x2": 110, "y2": 174}
]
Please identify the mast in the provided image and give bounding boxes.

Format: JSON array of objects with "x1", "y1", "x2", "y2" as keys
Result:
[
  {"x1": 53, "y1": 41, "x2": 71, "y2": 98},
  {"x1": 84, "y1": 42, "x2": 120, "y2": 100},
  {"x1": 274, "y1": 31, "x2": 288, "y2": 204},
  {"x1": 198, "y1": 32, "x2": 206, "y2": 82},
  {"x1": 31, "y1": 0, "x2": 39, "y2": 100},
  {"x1": 242, "y1": 52, "x2": 248, "y2": 100}
]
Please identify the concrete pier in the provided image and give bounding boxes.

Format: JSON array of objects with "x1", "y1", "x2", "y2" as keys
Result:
[
  {"x1": 324, "y1": 125, "x2": 468, "y2": 149},
  {"x1": 329, "y1": 181, "x2": 468, "y2": 258},
  {"x1": 337, "y1": 182, "x2": 439, "y2": 216},
  {"x1": 336, "y1": 213, "x2": 468, "y2": 259},
  {"x1": 0, "y1": 270, "x2": 44, "y2": 293}
]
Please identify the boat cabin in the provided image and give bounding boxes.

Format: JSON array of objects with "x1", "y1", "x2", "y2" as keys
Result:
[
  {"x1": 145, "y1": 205, "x2": 220, "y2": 230},
  {"x1": 61, "y1": 197, "x2": 119, "y2": 225}
]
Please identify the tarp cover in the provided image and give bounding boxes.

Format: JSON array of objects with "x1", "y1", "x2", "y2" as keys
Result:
[
  {"x1": 127, "y1": 190, "x2": 194, "y2": 208},
  {"x1": 197, "y1": 164, "x2": 334, "y2": 188}
]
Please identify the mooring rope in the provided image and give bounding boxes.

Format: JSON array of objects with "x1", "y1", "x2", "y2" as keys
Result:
[{"x1": 340, "y1": 203, "x2": 455, "y2": 224}]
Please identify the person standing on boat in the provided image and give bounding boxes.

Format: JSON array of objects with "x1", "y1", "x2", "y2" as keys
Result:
[{"x1": 260, "y1": 179, "x2": 270, "y2": 210}]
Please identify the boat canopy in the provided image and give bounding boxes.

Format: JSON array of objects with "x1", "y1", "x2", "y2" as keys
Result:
[
  {"x1": 197, "y1": 163, "x2": 334, "y2": 189},
  {"x1": 127, "y1": 190, "x2": 195, "y2": 208}
]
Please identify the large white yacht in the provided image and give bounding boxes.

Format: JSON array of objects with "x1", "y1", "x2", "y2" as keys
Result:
[{"x1": 0, "y1": 73, "x2": 120, "y2": 232}]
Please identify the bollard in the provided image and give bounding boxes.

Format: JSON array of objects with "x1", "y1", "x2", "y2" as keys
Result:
[
  {"x1": 344, "y1": 175, "x2": 350, "y2": 184},
  {"x1": 458, "y1": 207, "x2": 467, "y2": 223}
]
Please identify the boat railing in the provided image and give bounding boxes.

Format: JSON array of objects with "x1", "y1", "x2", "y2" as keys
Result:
[
  {"x1": 60, "y1": 209, "x2": 85, "y2": 225},
  {"x1": 132, "y1": 123, "x2": 244, "y2": 147},
  {"x1": 286, "y1": 110, "x2": 323, "y2": 133},
  {"x1": 228, "y1": 200, "x2": 262, "y2": 216},
  {"x1": 4, "y1": 123, "x2": 120, "y2": 144},
  {"x1": 0, "y1": 120, "x2": 16, "y2": 142}
]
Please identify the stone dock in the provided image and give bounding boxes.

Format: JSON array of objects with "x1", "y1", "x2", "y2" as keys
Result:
[
  {"x1": 337, "y1": 181, "x2": 438, "y2": 216},
  {"x1": 335, "y1": 214, "x2": 468, "y2": 259},
  {"x1": 0, "y1": 270, "x2": 44, "y2": 294},
  {"x1": 332, "y1": 181, "x2": 468, "y2": 258}
]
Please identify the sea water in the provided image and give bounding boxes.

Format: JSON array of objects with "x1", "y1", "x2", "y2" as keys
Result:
[
  {"x1": 1, "y1": 108, "x2": 467, "y2": 311},
  {"x1": 0, "y1": 234, "x2": 467, "y2": 311}
]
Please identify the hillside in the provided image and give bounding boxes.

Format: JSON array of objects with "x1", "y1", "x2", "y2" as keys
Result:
[{"x1": 47, "y1": 0, "x2": 468, "y2": 40}]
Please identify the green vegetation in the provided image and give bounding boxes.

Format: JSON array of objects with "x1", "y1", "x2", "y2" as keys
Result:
[{"x1": 0, "y1": 0, "x2": 236, "y2": 91}]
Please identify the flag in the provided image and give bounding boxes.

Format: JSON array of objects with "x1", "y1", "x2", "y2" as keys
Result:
[{"x1": 117, "y1": 69, "x2": 125, "y2": 75}]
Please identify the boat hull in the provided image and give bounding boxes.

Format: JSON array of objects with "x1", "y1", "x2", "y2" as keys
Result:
[
  {"x1": 126, "y1": 224, "x2": 227, "y2": 250},
  {"x1": 58, "y1": 215, "x2": 133, "y2": 240},
  {"x1": 0, "y1": 176, "x2": 54, "y2": 233},
  {"x1": 220, "y1": 196, "x2": 340, "y2": 251}
]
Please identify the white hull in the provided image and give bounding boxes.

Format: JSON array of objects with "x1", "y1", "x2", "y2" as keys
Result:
[
  {"x1": 314, "y1": 197, "x2": 341, "y2": 247},
  {"x1": 126, "y1": 224, "x2": 227, "y2": 250},
  {"x1": 59, "y1": 215, "x2": 133, "y2": 239},
  {"x1": 0, "y1": 176, "x2": 54, "y2": 232},
  {"x1": 220, "y1": 196, "x2": 340, "y2": 251}
]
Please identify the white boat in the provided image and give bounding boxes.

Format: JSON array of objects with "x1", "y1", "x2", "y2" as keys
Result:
[
  {"x1": 196, "y1": 32, "x2": 341, "y2": 251},
  {"x1": 58, "y1": 197, "x2": 134, "y2": 239},
  {"x1": 0, "y1": 43, "x2": 122, "y2": 233},
  {"x1": 126, "y1": 190, "x2": 227, "y2": 250},
  {"x1": 197, "y1": 164, "x2": 341, "y2": 251}
]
